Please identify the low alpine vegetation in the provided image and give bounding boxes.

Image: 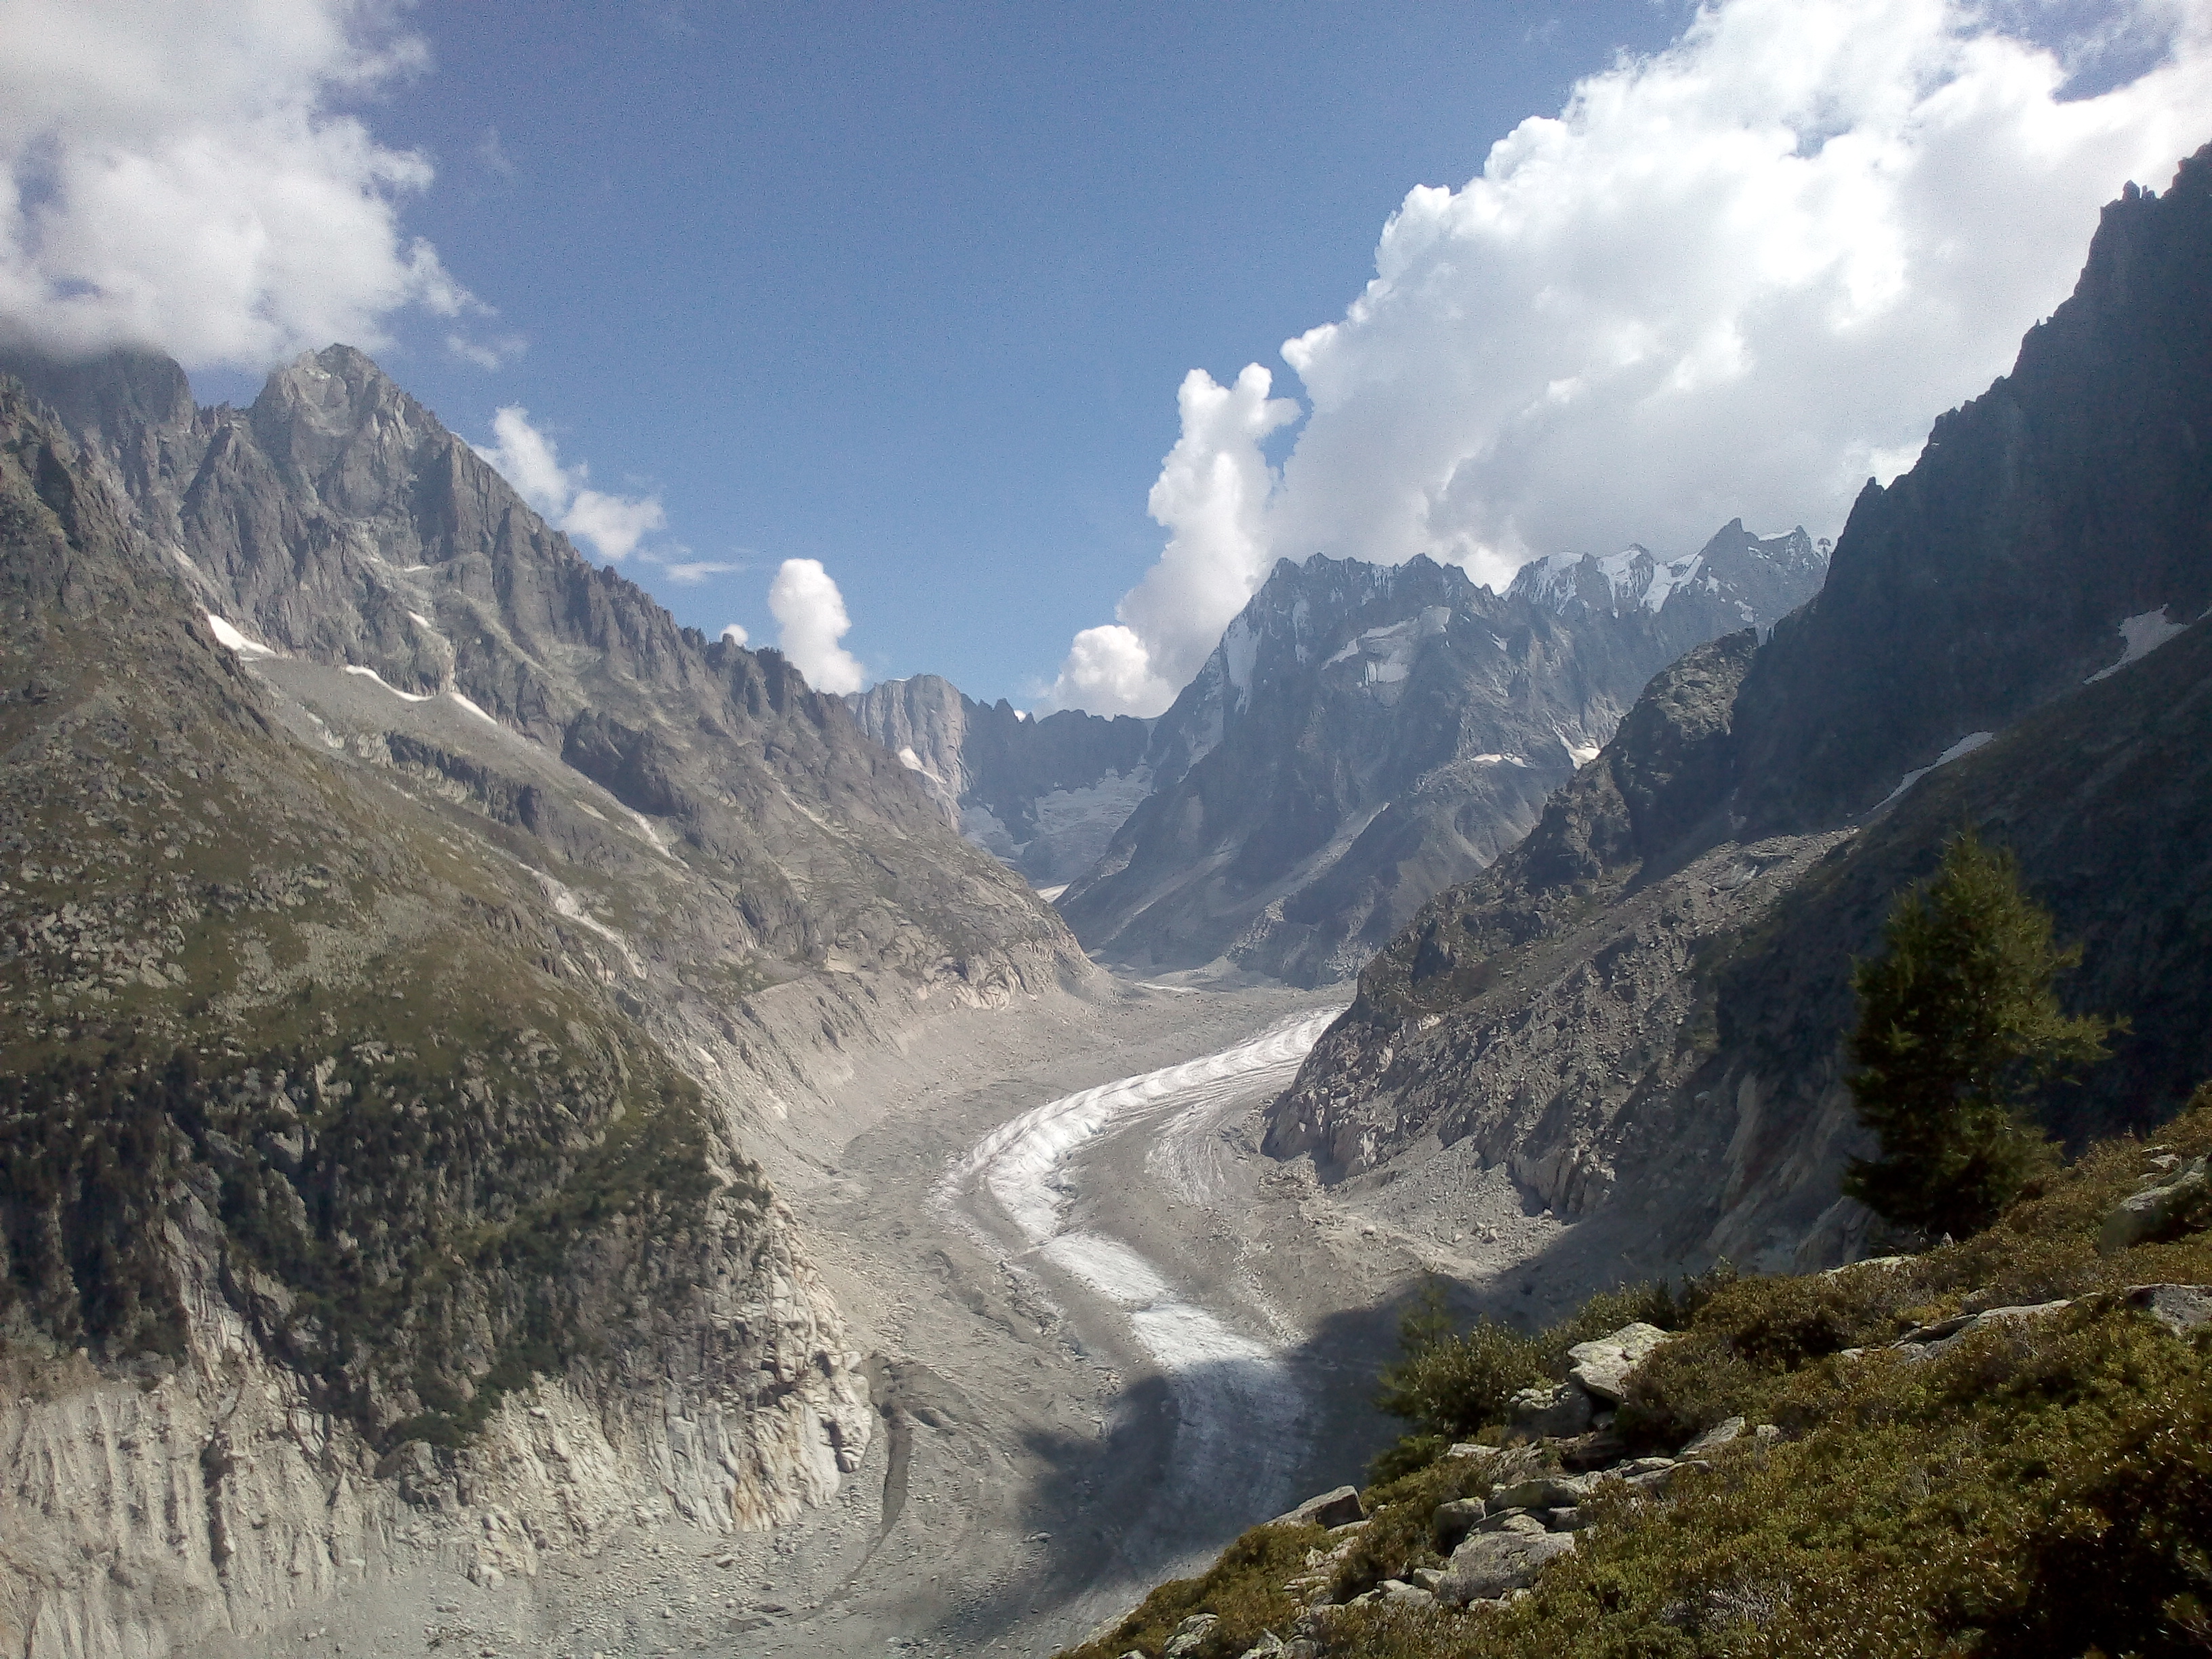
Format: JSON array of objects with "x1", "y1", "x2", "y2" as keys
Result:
[{"x1": 1060, "y1": 1086, "x2": 2212, "y2": 1659}]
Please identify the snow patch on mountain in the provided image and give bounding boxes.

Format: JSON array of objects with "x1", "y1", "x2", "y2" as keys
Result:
[{"x1": 2085, "y1": 608, "x2": 2190, "y2": 682}]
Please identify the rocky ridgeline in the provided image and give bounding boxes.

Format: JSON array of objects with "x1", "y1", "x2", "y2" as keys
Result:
[
  {"x1": 1061, "y1": 528, "x2": 1824, "y2": 987},
  {"x1": 846, "y1": 673, "x2": 1155, "y2": 887}
]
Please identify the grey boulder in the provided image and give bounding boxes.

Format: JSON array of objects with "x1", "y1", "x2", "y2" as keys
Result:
[
  {"x1": 1437, "y1": 1529, "x2": 1577, "y2": 1605},
  {"x1": 1567, "y1": 1323, "x2": 1673, "y2": 1404},
  {"x1": 2125, "y1": 1283, "x2": 2212, "y2": 1334},
  {"x1": 2101, "y1": 1158, "x2": 2210, "y2": 1254}
]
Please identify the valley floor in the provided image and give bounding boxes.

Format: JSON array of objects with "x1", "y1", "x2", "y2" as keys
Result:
[{"x1": 214, "y1": 972, "x2": 1578, "y2": 1659}]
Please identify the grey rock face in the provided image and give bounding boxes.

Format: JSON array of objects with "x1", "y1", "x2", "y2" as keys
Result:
[
  {"x1": 1566, "y1": 1322, "x2": 1672, "y2": 1404},
  {"x1": 1266, "y1": 146, "x2": 2212, "y2": 1280},
  {"x1": 2100, "y1": 1157, "x2": 2211, "y2": 1254},
  {"x1": 1436, "y1": 1528, "x2": 1576, "y2": 1605},
  {"x1": 1060, "y1": 532, "x2": 1824, "y2": 987},
  {"x1": 845, "y1": 673, "x2": 1153, "y2": 886},
  {"x1": 2125, "y1": 1284, "x2": 2212, "y2": 1334}
]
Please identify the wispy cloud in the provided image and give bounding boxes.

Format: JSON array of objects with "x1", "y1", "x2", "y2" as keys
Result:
[
  {"x1": 659, "y1": 559, "x2": 745, "y2": 583},
  {"x1": 474, "y1": 405, "x2": 667, "y2": 562}
]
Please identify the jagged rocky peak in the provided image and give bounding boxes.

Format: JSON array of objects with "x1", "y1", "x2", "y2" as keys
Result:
[
  {"x1": 1508, "y1": 520, "x2": 1825, "y2": 630},
  {"x1": 1729, "y1": 142, "x2": 2212, "y2": 834},
  {"x1": 846, "y1": 673, "x2": 1155, "y2": 887},
  {"x1": 1058, "y1": 533, "x2": 1826, "y2": 987}
]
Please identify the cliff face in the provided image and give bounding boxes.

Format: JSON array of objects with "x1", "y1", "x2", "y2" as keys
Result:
[
  {"x1": 0, "y1": 386, "x2": 874, "y2": 1655},
  {"x1": 1057, "y1": 524, "x2": 1825, "y2": 986},
  {"x1": 1267, "y1": 146, "x2": 2212, "y2": 1276},
  {"x1": 846, "y1": 674, "x2": 1154, "y2": 887}
]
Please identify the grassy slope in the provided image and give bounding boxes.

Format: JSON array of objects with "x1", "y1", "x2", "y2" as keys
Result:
[{"x1": 1064, "y1": 1092, "x2": 2212, "y2": 1659}]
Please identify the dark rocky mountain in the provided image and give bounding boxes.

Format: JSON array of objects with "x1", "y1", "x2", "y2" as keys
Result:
[
  {"x1": 1268, "y1": 145, "x2": 2212, "y2": 1277},
  {"x1": 846, "y1": 674, "x2": 1153, "y2": 887},
  {"x1": 0, "y1": 342, "x2": 1088, "y2": 1149},
  {"x1": 1056, "y1": 522, "x2": 1826, "y2": 985},
  {"x1": 0, "y1": 382, "x2": 876, "y2": 1652}
]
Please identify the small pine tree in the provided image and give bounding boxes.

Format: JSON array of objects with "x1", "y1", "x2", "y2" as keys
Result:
[{"x1": 1843, "y1": 829, "x2": 2112, "y2": 1239}]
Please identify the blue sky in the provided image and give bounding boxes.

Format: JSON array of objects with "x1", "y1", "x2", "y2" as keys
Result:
[
  {"x1": 6, "y1": 2, "x2": 2209, "y2": 710},
  {"x1": 356, "y1": 1, "x2": 1687, "y2": 701}
]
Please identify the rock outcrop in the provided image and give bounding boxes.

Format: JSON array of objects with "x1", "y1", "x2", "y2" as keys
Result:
[{"x1": 846, "y1": 673, "x2": 1154, "y2": 886}]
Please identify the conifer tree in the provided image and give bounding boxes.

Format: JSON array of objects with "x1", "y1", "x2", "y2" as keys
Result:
[{"x1": 1843, "y1": 830, "x2": 2112, "y2": 1238}]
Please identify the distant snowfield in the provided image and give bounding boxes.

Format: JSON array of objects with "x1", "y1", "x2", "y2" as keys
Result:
[
  {"x1": 938, "y1": 1006, "x2": 1340, "y2": 1487},
  {"x1": 2086, "y1": 607, "x2": 2191, "y2": 683}
]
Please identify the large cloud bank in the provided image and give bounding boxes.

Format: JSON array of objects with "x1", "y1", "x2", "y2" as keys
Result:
[
  {"x1": 0, "y1": 0, "x2": 480, "y2": 368},
  {"x1": 769, "y1": 558, "x2": 867, "y2": 695},
  {"x1": 1044, "y1": 0, "x2": 2212, "y2": 716}
]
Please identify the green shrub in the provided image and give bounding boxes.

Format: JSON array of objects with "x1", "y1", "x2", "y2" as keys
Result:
[
  {"x1": 1375, "y1": 1317, "x2": 1547, "y2": 1441},
  {"x1": 1054, "y1": 1522, "x2": 1327, "y2": 1659}
]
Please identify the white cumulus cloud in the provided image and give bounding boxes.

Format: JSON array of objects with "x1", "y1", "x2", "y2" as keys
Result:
[
  {"x1": 0, "y1": 0, "x2": 491, "y2": 369},
  {"x1": 768, "y1": 558, "x2": 865, "y2": 695},
  {"x1": 1044, "y1": 0, "x2": 2212, "y2": 716},
  {"x1": 475, "y1": 405, "x2": 667, "y2": 562},
  {"x1": 1041, "y1": 365, "x2": 1297, "y2": 714},
  {"x1": 718, "y1": 622, "x2": 750, "y2": 646}
]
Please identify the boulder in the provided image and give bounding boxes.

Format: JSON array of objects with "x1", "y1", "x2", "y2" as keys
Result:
[
  {"x1": 1432, "y1": 1497, "x2": 1486, "y2": 1553},
  {"x1": 1506, "y1": 1382, "x2": 1595, "y2": 1439},
  {"x1": 1164, "y1": 1614, "x2": 1219, "y2": 1658},
  {"x1": 1476, "y1": 1510, "x2": 1549, "y2": 1536},
  {"x1": 1436, "y1": 1530, "x2": 1578, "y2": 1605},
  {"x1": 1560, "y1": 1428, "x2": 1631, "y2": 1471},
  {"x1": 1895, "y1": 1301, "x2": 2071, "y2": 1360},
  {"x1": 1681, "y1": 1416, "x2": 1746, "y2": 1456},
  {"x1": 1378, "y1": 1580, "x2": 1436, "y2": 1607},
  {"x1": 1490, "y1": 1475, "x2": 1589, "y2": 1511},
  {"x1": 2125, "y1": 1283, "x2": 2212, "y2": 1334},
  {"x1": 1273, "y1": 1486, "x2": 1365, "y2": 1530},
  {"x1": 2100, "y1": 1157, "x2": 2209, "y2": 1254},
  {"x1": 1567, "y1": 1322, "x2": 1673, "y2": 1404}
]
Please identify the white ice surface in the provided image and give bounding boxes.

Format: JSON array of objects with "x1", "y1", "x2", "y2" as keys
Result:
[
  {"x1": 941, "y1": 1008, "x2": 1337, "y2": 1370},
  {"x1": 2085, "y1": 608, "x2": 2189, "y2": 682},
  {"x1": 204, "y1": 613, "x2": 276, "y2": 657},
  {"x1": 939, "y1": 1006, "x2": 1341, "y2": 1502},
  {"x1": 341, "y1": 664, "x2": 429, "y2": 701}
]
